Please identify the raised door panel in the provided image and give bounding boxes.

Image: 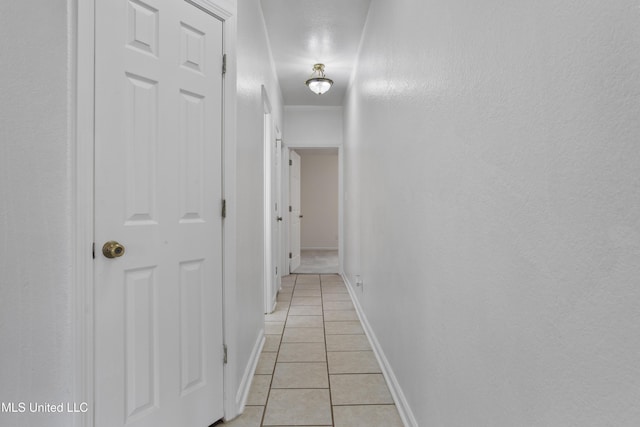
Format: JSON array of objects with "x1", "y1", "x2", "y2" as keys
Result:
[
  {"x1": 127, "y1": 0, "x2": 159, "y2": 56},
  {"x1": 179, "y1": 90, "x2": 205, "y2": 223},
  {"x1": 124, "y1": 74, "x2": 158, "y2": 225},
  {"x1": 124, "y1": 267, "x2": 159, "y2": 421},
  {"x1": 180, "y1": 22, "x2": 205, "y2": 74},
  {"x1": 179, "y1": 260, "x2": 205, "y2": 395}
]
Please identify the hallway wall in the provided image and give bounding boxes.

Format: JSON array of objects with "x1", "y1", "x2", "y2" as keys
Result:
[
  {"x1": 284, "y1": 106, "x2": 343, "y2": 147},
  {"x1": 236, "y1": 0, "x2": 284, "y2": 409},
  {"x1": 0, "y1": 3, "x2": 76, "y2": 427},
  {"x1": 343, "y1": 1, "x2": 640, "y2": 426},
  {"x1": 299, "y1": 151, "x2": 339, "y2": 250}
]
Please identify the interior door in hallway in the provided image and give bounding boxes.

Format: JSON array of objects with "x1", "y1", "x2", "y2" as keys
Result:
[
  {"x1": 289, "y1": 150, "x2": 301, "y2": 272},
  {"x1": 264, "y1": 113, "x2": 279, "y2": 312},
  {"x1": 269, "y1": 130, "x2": 282, "y2": 307},
  {"x1": 94, "y1": 0, "x2": 224, "y2": 426}
]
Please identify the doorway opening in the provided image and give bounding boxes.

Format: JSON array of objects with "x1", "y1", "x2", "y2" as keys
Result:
[{"x1": 288, "y1": 148, "x2": 340, "y2": 274}]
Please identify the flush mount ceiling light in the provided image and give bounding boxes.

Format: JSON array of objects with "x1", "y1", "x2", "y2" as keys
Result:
[{"x1": 305, "y1": 63, "x2": 334, "y2": 95}]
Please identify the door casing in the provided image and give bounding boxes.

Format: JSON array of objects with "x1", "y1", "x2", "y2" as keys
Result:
[
  {"x1": 262, "y1": 87, "x2": 282, "y2": 314},
  {"x1": 288, "y1": 150, "x2": 302, "y2": 272},
  {"x1": 74, "y1": 0, "x2": 239, "y2": 425}
]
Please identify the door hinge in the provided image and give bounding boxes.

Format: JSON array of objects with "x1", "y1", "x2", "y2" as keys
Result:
[
  {"x1": 289, "y1": 252, "x2": 292, "y2": 259},
  {"x1": 289, "y1": 206, "x2": 292, "y2": 212},
  {"x1": 92, "y1": 242, "x2": 95, "y2": 259},
  {"x1": 289, "y1": 159, "x2": 292, "y2": 166},
  {"x1": 221, "y1": 199, "x2": 227, "y2": 218},
  {"x1": 222, "y1": 53, "x2": 227, "y2": 75},
  {"x1": 275, "y1": 266, "x2": 278, "y2": 275},
  {"x1": 223, "y1": 344, "x2": 228, "y2": 364}
]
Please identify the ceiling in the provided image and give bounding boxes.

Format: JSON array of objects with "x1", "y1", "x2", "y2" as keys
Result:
[{"x1": 260, "y1": 0, "x2": 372, "y2": 106}]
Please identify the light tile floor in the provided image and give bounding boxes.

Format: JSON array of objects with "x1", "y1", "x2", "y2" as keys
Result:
[{"x1": 223, "y1": 274, "x2": 403, "y2": 427}]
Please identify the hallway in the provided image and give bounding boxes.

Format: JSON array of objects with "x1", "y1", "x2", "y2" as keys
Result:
[
  {"x1": 3, "y1": 0, "x2": 640, "y2": 426},
  {"x1": 225, "y1": 274, "x2": 402, "y2": 426}
]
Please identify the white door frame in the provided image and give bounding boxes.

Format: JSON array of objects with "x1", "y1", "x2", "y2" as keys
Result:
[
  {"x1": 262, "y1": 90, "x2": 274, "y2": 313},
  {"x1": 282, "y1": 146, "x2": 344, "y2": 275},
  {"x1": 275, "y1": 137, "x2": 283, "y2": 285},
  {"x1": 274, "y1": 133, "x2": 282, "y2": 290},
  {"x1": 262, "y1": 87, "x2": 282, "y2": 313},
  {"x1": 74, "y1": 1, "x2": 239, "y2": 425}
]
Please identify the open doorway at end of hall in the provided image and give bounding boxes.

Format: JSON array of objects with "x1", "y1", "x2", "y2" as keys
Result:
[{"x1": 288, "y1": 148, "x2": 339, "y2": 274}]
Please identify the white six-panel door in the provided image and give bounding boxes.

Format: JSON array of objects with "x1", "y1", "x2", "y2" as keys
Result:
[
  {"x1": 94, "y1": 0, "x2": 224, "y2": 425},
  {"x1": 289, "y1": 150, "x2": 301, "y2": 272}
]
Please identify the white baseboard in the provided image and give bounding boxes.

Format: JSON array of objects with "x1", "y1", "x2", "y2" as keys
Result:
[
  {"x1": 235, "y1": 330, "x2": 265, "y2": 414},
  {"x1": 300, "y1": 247, "x2": 339, "y2": 251},
  {"x1": 341, "y1": 274, "x2": 419, "y2": 427}
]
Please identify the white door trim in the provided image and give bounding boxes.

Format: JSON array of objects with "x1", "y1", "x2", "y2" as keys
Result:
[
  {"x1": 75, "y1": 1, "x2": 239, "y2": 425},
  {"x1": 263, "y1": 110, "x2": 274, "y2": 313},
  {"x1": 288, "y1": 149, "x2": 302, "y2": 272},
  {"x1": 262, "y1": 86, "x2": 278, "y2": 314},
  {"x1": 274, "y1": 133, "x2": 283, "y2": 289},
  {"x1": 280, "y1": 146, "x2": 290, "y2": 279},
  {"x1": 75, "y1": 1, "x2": 96, "y2": 425}
]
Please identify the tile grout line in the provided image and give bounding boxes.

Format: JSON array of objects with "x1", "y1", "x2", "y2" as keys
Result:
[
  {"x1": 259, "y1": 274, "x2": 295, "y2": 427},
  {"x1": 321, "y1": 274, "x2": 336, "y2": 427},
  {"x1": 235, "y1": 274, "x2": 402, "y2": 426}
]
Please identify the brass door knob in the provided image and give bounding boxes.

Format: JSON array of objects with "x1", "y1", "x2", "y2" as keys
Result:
[{"x1": 103, "y1": 241, "x2": 125, "y2": 259}]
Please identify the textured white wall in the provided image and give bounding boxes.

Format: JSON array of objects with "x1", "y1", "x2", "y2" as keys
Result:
[
  {"x1": 344, "y1": 0, "x2": 640, "y2": 425},
  {"x1": 236, "y1": 0, "x2": 284, "y2": 405},
  {"x1": 299, "y1": 152, "x2": 339, "y2": 249},
  {"x1": 0, "y1": 2, "x2": 75, "y2": 426},
  {"x1": 284, "y1": 106, "x2": 343, "y2": 147}
]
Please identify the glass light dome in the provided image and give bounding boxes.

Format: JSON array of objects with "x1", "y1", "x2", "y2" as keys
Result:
[{"x1": 305, "y1": 64, "x2": 334, "y2": 95}]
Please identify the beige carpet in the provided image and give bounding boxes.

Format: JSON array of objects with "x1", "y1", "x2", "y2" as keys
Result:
[{"x1": 293, "y1": 249, "x2": 339, "y2": 274}]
